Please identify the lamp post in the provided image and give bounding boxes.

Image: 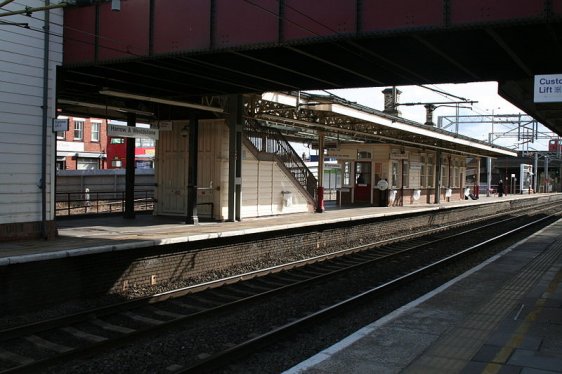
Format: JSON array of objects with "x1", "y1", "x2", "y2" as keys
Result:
[{"x1": 511, "y1": 173, "x2": 516, "y2": 194}]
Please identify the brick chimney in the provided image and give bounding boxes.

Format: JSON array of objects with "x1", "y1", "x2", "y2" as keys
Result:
[{"x1": 382, "y1": 87, "x2": 401, "y2": 116}]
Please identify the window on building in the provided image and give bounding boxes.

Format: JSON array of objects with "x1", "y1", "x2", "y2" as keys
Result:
[
  {"x1": 135, "y1": 138, "x2": 155, "y2": 148},
  {"x1": 343, "y1": 161, "x2": 351, "y2": 187},
  {"x1": 91, "y1": 122, "x2": 100, "y2": 142},
  {"x1": 74, "y1": 120, "x2": 84, "y2": 140},
  {"x1": 56, "y1": 131, "x2": 66, "y2": 140},
  {"x1": 454, "y1": 160, "x2": 460, "y2": 187},
  {"x1": 56, "y1": 158, "x2": 66, "y2": 170},
  {"x1": 442, "y1": 165, "x2": 448, "y2": 187},
  {"x1": 427, "y1": 155, "x2": 434, "y2": 188},
  {"x1": 391, "y1": 160, "x2": 399, "y2": 188},
  {"x1": 402, "y1": 161, "x2": 409, "y2": 188},
  {"x1": 420, "y1": 156, "x2": 426, "y2": 187},
  {"x1": 77, "y1": 158, "x2": 99, "y2": 170},
  {"x1": 357, "y1": 151, "x2": 371, "y2": 159},
  {"x1": 110, "y1": 137, "x2": 125, "y2": 144}
]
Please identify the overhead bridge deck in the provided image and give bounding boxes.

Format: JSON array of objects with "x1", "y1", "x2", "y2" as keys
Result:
[{"x1": 0, "y1": 193, "x2": 561, "y2": 313}]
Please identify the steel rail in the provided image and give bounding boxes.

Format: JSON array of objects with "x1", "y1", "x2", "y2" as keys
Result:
[
  {"x1": 179, "y1": 213, "x2": 559, "y2": 373},
  {"x1": 1, "y1": 200, "x2": 552, "y2": 343},
  {"x1": 0, "y1": 203, "x2": 559, "y2": 373}
]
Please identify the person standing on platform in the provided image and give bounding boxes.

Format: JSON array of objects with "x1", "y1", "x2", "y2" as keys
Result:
[
  {"x1": 497, "y1": 179, "x2": 504, "y2": 197},
  {"x1": 357, "y1": 173, "x2": 365, "y2": 184}
]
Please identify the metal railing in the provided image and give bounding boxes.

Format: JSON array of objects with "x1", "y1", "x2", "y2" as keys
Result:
[
  {"x1": 244, "y1": 119, "x2": 317, "y2": 198},
  {"x1": 55, "y1": 190, "x2": 155, "y2": 216}
]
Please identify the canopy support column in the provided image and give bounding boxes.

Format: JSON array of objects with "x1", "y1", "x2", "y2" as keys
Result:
[
  {"x1": 228, "y1": 95, "x2": 243, "y2": 222},
  {"x1": 186, "y1": 114, "x2": 199, "y2": 224},
  {"x1": 316, "y1": 132, "x2": 325, "y2": 212},
  {"x1": 124, "y1": 112, "x2": 136, "y2": 219}
]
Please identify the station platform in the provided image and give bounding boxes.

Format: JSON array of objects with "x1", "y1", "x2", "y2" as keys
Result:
[
  {"x1": 0, "y1": 193, "x2": 552, "y2": 266},
  {"x1": 285, "y1": 217, "x2": 562, "y2": 373}
]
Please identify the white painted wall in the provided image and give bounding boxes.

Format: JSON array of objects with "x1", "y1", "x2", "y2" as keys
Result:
[
  {"x1": 155, "y1": 120, "x2": 313, "y2": 220},
  {"x1": 155, "y1": 121, "x2": 188, "y2": 215},
  {"x1": 0, "y1": 1, "x2": 62, "y2": 226},
  {"x1": 210, "y1": 121, "x2": 313, "y2": 220}
]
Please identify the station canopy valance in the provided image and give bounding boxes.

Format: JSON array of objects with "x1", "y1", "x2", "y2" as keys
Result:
[{"x1": 252, "y1": 91, "x2": 517, "y2": 158}]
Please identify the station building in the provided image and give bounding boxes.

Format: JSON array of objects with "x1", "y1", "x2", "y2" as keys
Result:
[
  {"x1": 149, "y1": 91, "x2": 516, "y2": 222},
  {"x1": 0, "y1": 1, "x2": 519, "y2": 240}
]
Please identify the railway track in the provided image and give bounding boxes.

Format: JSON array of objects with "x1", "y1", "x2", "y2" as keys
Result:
[{"x1": 0, "y1": 203, "x2": 560, "y2": 373}]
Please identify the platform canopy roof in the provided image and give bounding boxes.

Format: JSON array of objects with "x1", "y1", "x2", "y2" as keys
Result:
[
  {"x1": 56, "y1": 0, "x2": 562, "y2": 137},
  {"x1": 253, "y1": 91, "x2": 517, "y2": 158}
]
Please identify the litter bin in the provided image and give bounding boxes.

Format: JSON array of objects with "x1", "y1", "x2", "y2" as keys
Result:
[{"x1": 376, "y1": 179, "x2": 389, "y2": 207}]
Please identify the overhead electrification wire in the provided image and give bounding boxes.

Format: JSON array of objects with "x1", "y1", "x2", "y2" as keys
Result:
[
  {"x1": 4, "y1": 0, "x2": 517, "y2": 125},
  {"x1": 5, "y1": 0, "x2": 468, "y2": 104},
  {"x1": 419, "y1": 85, "x2": 472, "y2": 102},
  {"x1": 240, "y1": 0, "x2": 389, "y2": 86},
  {"x1": 241, "y1": 0, "x2": 487, "y2": 107},
  {"x1": 0, "y1": 0, "x2": 15, "y2": 9},
  {"x1": 1, "y1": 1, "x2": 148, "y2": 59}
]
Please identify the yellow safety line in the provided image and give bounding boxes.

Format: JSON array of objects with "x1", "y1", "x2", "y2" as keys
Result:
[{"x1": 482, "y1": 267, "x2": 562, "y2": 374}]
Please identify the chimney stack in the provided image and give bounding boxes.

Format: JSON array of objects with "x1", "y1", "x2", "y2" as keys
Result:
[
  {"x1": 382, "y1": 87, "x2": 401, "y2": 116},
  {"x1": 424, "y1": 104, "x2": 436, "y2": 126}
]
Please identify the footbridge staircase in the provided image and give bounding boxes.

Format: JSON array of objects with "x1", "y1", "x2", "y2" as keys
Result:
[{"x1": 244, "y1": 119, "x2": 318, "y2": 205}]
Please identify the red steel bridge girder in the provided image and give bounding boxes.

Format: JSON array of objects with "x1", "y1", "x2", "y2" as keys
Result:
[{"x1": 64, "y1": 0, "x2": 561, "y2": 65}]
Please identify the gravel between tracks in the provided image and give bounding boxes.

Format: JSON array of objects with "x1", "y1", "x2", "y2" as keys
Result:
[
  {"x1": 0, "y1": 214, "x2": 554, "y2": 373},
  {"x1": 45, "y1": 220, "x2": 541, "y2": 373}
]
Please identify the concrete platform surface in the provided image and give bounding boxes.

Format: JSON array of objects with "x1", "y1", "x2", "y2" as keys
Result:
[
  {"x1": 0, "y1": 193, "x2": 550, "y2": 266},
  {"x1": 285, "y1": 218, "x2": 562, "y2": 374}
]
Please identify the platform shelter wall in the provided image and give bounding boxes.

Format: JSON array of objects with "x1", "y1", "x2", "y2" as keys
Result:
[{"x1": 155, "y1": 120, "x2": 313, "y2": 221}]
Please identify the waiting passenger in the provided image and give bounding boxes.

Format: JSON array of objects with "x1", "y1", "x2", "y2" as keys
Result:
[
  {"x1": 497, "y1": 180, "x2": 504, "y2": 197},
  {"x1": 357, "y1": 173, "x2": 365, "y2": 184}
]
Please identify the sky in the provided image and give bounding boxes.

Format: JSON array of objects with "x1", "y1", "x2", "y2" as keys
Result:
[{"x1": 300, "y1": 81, "x2": 556, "y2": 155}]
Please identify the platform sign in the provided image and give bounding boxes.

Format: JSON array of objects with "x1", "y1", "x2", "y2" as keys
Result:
[
  {"x1": 158, "y1": 121, "x2": 173, "y2": 131},
  {"x1": 326, "y1": 148, "x2": 354, "y2": 159},
  {"x1": 52, "y1": 118, "x2": 68, "y2": 132},
  {"x1": 534, "y1": 74, "x2": 562, "y2": 103},
  {"x1": 108, "y1": 123, "x2": 159, "y2": 140}
]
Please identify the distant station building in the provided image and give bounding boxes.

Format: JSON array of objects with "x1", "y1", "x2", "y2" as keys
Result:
[
  {"x1": 329, "y1": 144, "x2": 466, "y2": 206},
  {"x1": 259, "y1": 91, "x2": 516, "y2": 208}
]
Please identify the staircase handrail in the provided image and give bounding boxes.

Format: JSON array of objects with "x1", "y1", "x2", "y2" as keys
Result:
[{"x1": 244, "y1": 119, "x2": 317, "y2": 198}]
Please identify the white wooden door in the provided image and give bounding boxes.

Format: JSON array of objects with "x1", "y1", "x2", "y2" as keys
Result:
[{"x1": 157, "y1": 125, "x2": 187, "y2": 215}]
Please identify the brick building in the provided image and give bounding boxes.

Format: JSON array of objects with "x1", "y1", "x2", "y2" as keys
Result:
[
  {"x1": 56, "y1": 117, "x2": 108, "y2": 170},
  {"x1": 56, "y1": 117, "x2": 155, "y2": 170}
]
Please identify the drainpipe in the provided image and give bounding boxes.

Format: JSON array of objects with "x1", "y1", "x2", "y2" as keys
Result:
[
  {"x1": 40, "y1": 1, "x2": 50, "y2": 239},
  {"x1": 434, "y1": 151, "x2": 442, "y2": 204},
  {"x1": 534, "y1": 152, "x2": 538, "y2": 192},
  {"x1": 316, "y1": 132, "x2": 325, "y2": 212},
  {"x1": 475, "y1": 157, "x2": 481, "y2": 197},
  {"x1": 544, "y1": 156, "x2": 549, "y2": 192}
]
